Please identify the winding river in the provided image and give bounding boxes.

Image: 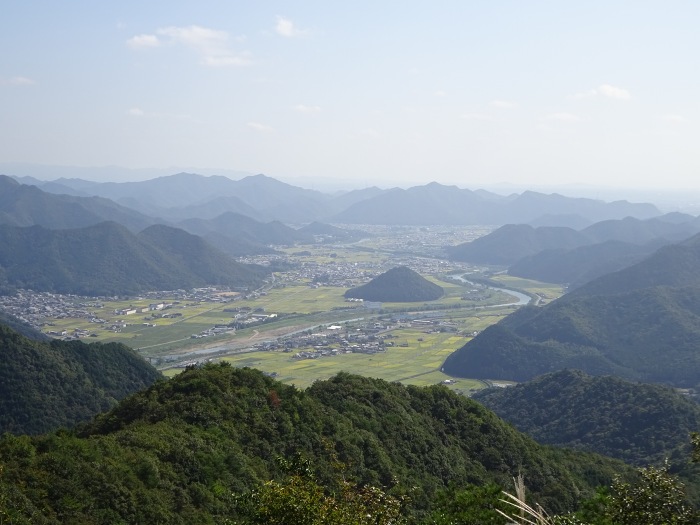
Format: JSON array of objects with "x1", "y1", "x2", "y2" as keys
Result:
[{"x1": 449, "y1": 274, "x2": 533, "y2": 308}]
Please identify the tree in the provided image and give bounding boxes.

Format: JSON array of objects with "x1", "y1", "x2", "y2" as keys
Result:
[
  {"x1": 233, "y1": 456, "x2": 405, "y2": 525},
  {"x1": 429, "y1": 483, "x2": 508, "y2": 525},
  {"x1": 605, "y1": 464, "x2": 696, "y2": 525}
]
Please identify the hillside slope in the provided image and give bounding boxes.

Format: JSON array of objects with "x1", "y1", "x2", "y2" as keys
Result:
[
  {"x1": 474, "y1": 370, "x2": 700, "y2": 466},
  {"x1": 0, "y1": 222, "x2": 268, "y2": 295},
  {"x1": 443, "y1": 234, "x2": 700, "y2": 387},
  {"x1": 0, "y1": 322, "x2": 161, "y2": 435},
  {"x1": 344, "y1": 266, "x2": 444, "y2": 302},
  {"x1": 0, "y1": 365, "x2": 627, "y2": 522},
  {"x1": 0, "y1": 175, "x2": 155, "y2": 231}
]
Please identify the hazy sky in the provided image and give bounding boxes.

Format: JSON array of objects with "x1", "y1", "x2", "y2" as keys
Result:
[{"x1": 2, "y1": 1, "x2": 700, "y2": 190}]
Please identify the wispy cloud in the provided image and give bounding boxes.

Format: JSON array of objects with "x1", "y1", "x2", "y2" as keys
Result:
[
  {"x1": 572, "y1": 83, "x2": 631, "y2": 101},
  {"x1": 0, "y1": 76, "x2": 36, "y2": 86},
  {"x1": 126, "y1": 34, "x2": 160, "y2": 49},
  {"x1": 598, "y1": 84, "x2": 631, "y2": 100},
  {"x1": 490, "y1": 99, "x2": 517, "y2": 109},
  {"x1": 247, "y1": 122, "x2": 274, "y2": 132},
  {"x1": 128, "y1": 107, "x2": 145, "y2": 117},
  {"x1": 434, "y1": 90, "x2": 447, "y2": 97},
  {"x1": 275, "y1": 16, "x2": 307, "y2": 37},
  {"x1": 127, "y1": 25, "x2": 251, "y2": 67},
  {"x1": 542, "y1": 112, "x2": 581, "y2": 122},
  {"x1": 293, "y1": 104, "x2": 321, "y2": 113}
]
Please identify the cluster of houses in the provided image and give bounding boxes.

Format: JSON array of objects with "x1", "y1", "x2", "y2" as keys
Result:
[{"x1": 0, "y1": 290, "x2": 103, "y2": 329}]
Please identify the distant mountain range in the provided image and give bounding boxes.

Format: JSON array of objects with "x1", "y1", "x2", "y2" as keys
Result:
[
  {"x1": 176, "y1": 212, "x2": 314, "y2": 256},
  {"x1": 0, "y1": 175, "x2": 156, "y2": 231},
  {"x1": 448, "y1": 214, "x2": 700, "y2": 288},
  {"x1": 443, "y1": 234, "x2": 700, "y2": 388},
  {"x1": 0, "y1": 221, "x2": 268, "y2": 295},
  {"x1": 329, "y1": 185, "x2": 660, "y2": 225},
  {"x1": 7, "y1": 172, "x2": 661, "y2": 226},
  {"x1": 449, "y1": 215, "x2": 700, "y2": 267}
]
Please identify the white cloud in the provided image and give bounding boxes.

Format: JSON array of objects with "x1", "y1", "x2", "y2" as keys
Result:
[
  {"x1": 247, "y1": 122, "x2": 274, "y2": 132},
  {"x1": 1, "y1": 76, "x2": 36, "y2": 86},
  {"x1": 490, "y1": 99, "x2": 517, "y2": 109},
  {"x1": 128, "y1": 107, "x2": 145, "y2": 117},
  {"x1": 293, "y1": 104, "x2": 321, "y2": 113},
  {"x1": 126, "y1": 34, "x2": 160, "y2": 49},
  {"x1": 128, "y1": 25, "x2": 251, "y2": 67},
  {"x1": 275, "y1": 16, "x2": 307, "y2": 37},
  {"x1": 434, "y1": 90, "x2": 447, "y2": 97},
  {"x1": 542, "y1": 112, "x2": 581, "y2": 122},
  {"x1": 572, "y1": 84, "x2": 631, "y2": 101},
  {"x1": 598, "y1": 84, "x2": 631, "y2": 100}
]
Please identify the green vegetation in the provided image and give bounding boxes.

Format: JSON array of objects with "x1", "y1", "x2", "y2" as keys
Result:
[
  {"x1": 0, "y1": 364, "x2": 629, "y2": 523},
  {"x1": 0, "y1": 174, "x2": 155, "y2": 231},
  {"x1": 474, "y1": 370, "x2": 700, "y2": 467},
  {"x1": 220, "y1": 329, "x2": 486, "y2": 390},
  {"x1": 0, "y1": 221, "x2": 267, "y2": 295},
  {"x1": 179, "y1": 211, "x2": 314, "y2": 256},
  {"x1": 0, "y1": 311, "x2": 48, "y2": 341},
  {"x1": 508, "y1": 240, "x2": 664, "y2": 289},
  {"x1": 345, "y1": 266, "x2": 444, "y2": 302},
  {"x1": 448, "y1": 224, "x2": 588, "y2": 265},
  {"x1": 0, "y1": 322, "x2": 161, "y2": 435},
  {"x1": 444, "y1": 234, "x2": 700, "y2": 387}
]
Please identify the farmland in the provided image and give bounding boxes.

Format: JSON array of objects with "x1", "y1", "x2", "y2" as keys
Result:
[{"x1": 2, "y1": 225, "x2": 563, "y2": 391}]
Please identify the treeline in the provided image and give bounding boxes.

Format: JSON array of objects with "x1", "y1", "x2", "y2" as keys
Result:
[
  {"x1": 0, "y1": 364, "x2": 629, "y2": 523},
  {"x1": 474, "y1": 370, "x2": 700, "y2": 467}
]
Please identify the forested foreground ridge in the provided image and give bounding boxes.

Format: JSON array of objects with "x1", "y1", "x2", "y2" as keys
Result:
[
  {"x1": 0, "y1": 322, "x2": 162, "y2": 435},
  {"x1": 0, "y1": 364, "x2": 636, "y2": 524}
]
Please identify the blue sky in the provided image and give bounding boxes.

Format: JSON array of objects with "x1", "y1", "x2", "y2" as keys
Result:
[{"x1": 2, "y1": 1, "x2": 700, "y2": 190}]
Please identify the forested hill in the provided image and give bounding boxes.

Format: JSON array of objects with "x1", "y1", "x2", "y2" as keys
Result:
[
  {"x1": 0, "y1": 221, "x2": 268, "y2": 295},
  {"x1": 0, "y1": 311, "x2": 49, "y2": 341},
  {"x1": 0, "y1": 364, "x2": 627, "y2": 523},
  {"x1": 568, "y1": 232, "x2": 700, "y2": 297},
  {"x1": 344, "y1": 266, "x2": 444, "y2": 302},
  {"x1": 443, "y1": 234, "x2": 700, "y2": 387},
  {"x1": 474, "y1": 370, "x2": 700, "y2": 467},
  {"x1": 0, "y1": 322, "x2": 161, "y2": 435}
]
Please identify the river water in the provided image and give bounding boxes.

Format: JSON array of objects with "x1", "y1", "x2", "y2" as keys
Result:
[{"x1": 449, "y1": 274, "x2": 532, "y2": 307}]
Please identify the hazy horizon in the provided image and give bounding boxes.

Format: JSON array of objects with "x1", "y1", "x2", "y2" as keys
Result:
[
  {"x1": 3, "y1": 2, "x2": 700, "y2": 194},
  {"x1": 6, "y1": 161, "x2": 700, "y2": 215}
]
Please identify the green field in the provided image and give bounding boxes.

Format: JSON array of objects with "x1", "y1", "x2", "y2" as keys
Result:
[
  {"x1": 489, "y1": 275, "x2": 565, "y2": 304},
  {"x1": 33, "y1": 250, "x2": 555, "y2": 392},
  {"x1": 217, "y1": 328, "x2": 486, "y2": 392}
]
